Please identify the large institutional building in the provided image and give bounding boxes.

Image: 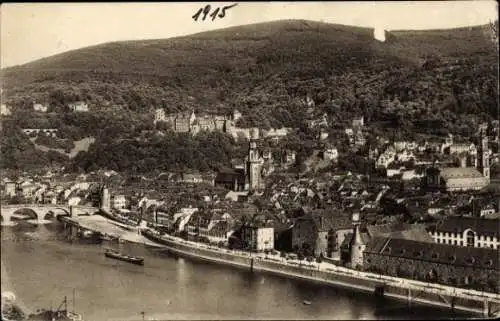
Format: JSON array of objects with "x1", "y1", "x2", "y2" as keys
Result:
[
  {"x1": 154, "y1": 109, "x2": 240, "y2": 134},
  {"x1": 425, "y1": 128, "x2": 490, "y2": 192},
  {"x1": 428, "y1": 216, "x2": 499, "y2": 249},
  {"x1": 363, "y1": 236, "x2": 499, "y2": 293}
]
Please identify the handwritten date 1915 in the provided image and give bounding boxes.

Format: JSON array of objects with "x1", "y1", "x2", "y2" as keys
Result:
[{"x1": 192, "y1": 3, "x2": 238, "y2": 22}]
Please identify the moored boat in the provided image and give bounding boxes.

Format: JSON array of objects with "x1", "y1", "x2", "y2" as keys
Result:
[
  {"x1": 26, "y1": 295, "x2": 82, "y2": 321},
  {"x1": 104, "y1": 249, "x2": 144, "y2": 265}
]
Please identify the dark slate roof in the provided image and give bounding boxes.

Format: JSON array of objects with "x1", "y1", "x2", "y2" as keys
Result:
[
  {"x1": 211, "y1": 221, "x2": 229, "y2": 233},
  {"x1": 439, "y1": 167, "x2": 485, "y2": 179},
  {"x1": 366, "y1": 223, "x2": 431, "y2": 241},
  {"x1": 388, "y1": 227, "x2": 435, "y2": 243},
  {"x1": 215, "y1": 169, "x2": 245, "y2": 184},
  {"x1": 341, "y1": 232, "x2": 353, "y2": 248},
  {"x1": 365, "y1": 237, "x2": 500, "y2": 271},
  {"x1": 433, "y1": 216, "x2": 499, "y2": 237},
  {"x1": 342, "y1": 231, "x2": 371, "y2": 246},
  {"x1": 311, "y1": 211, "x2": 352, "y2": 232},
  {"x1": 273, "y1": 221, "x2": 293, "y2": 234}
]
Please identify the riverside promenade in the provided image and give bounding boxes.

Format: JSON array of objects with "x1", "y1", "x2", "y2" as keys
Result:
[
  {"x1": 60, "y1": 215, "x2": 161, "y2": 247},
  {"x1": 141, "y1": 229, "x2": 500, "y2": 318},
  {"x1": 60, "y1": 214, "x2": 500, "y2": 317}
]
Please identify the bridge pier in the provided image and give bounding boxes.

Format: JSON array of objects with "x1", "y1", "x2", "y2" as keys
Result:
[
  {"x1": 62, "y1": 220, "x2": 79, "y2": 240},
  {"x1": 407, "y1": 287, "x2": 411, "y2": 308},
  {"x1": 484, "y1": 298, "x2": 490, "y2": 317}
]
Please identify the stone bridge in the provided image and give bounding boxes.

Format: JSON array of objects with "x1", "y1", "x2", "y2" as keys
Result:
[{"x1": 0, "y1": 204, "x2": 98, "y2": 222}]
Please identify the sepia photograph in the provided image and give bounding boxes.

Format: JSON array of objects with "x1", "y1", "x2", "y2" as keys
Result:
[{"x1": 0, "y1": 1, "x2": 499, "y2": 320}]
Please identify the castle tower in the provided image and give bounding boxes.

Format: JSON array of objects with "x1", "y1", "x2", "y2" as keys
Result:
[
  {"x1": 100, "y1": 186, "x2": 110, "y2": 210},
  {"x1": 349, "y1": 212, "x2": 365, "y2": 269},
  {"x1": 233, "y1": 109, "x2": 242, "y2": 122},
  {"x1": 477, "y1": 128, "x2": 490, "y2": 180},
  {"x1": 247, "y1": 129, "x2": 262, "y2": 191},
  {"x1": 154, "y1": 108, "x2": 165, "y2": 124},
  {"x1": 189, "y1": 110, "x2": 196, "y2": 125}
]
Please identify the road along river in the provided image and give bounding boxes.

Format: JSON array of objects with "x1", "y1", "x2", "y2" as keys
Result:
[{"x1": 1, "y1": 219, "x2": 475, "y2": 320}]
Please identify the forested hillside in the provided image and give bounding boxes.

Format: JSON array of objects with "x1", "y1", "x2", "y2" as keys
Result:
[{"x1": 1, "y1": 19, "x2": 498, "y2": 173}]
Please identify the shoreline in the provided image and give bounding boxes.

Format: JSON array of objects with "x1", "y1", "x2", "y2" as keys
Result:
[
  {"x1": 139, "y1": 228, "x2": 500, "y2": 318},
  {"x1": 49, "y1": 215, "x2": 500, "y2": 317}
]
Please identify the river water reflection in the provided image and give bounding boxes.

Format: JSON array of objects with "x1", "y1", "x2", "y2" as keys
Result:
[{"x1": 1, "y1": 222, "x2": 474, "y2": 320}]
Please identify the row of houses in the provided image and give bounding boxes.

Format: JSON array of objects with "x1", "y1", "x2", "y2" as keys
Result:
[
  {"x1": 1, "y1": 101, "x2": 89, "y2": 119},
  {"x1": 32, "y1": 101, "x2": 89, "y2": 113},
  {"x1": 146, "y1": 196, "x2": 499, "y2": 292},
  {"x1": 1, "y1": 179, "x2": 93, "y2": 206},
  {"x1": 151, "y1": 205, "x2": 275, "y2": 251}
]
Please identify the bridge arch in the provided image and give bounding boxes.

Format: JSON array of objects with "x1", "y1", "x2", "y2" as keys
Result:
[
  {"x1": 1, "y1": 204, "x2": 97, "y2": 223},
  {"x1": 12, "y1": 208, "x2": 39, "y2": 220},
  {"x1": 43, "y1": 208, "x2": 69, "y2": 220}
]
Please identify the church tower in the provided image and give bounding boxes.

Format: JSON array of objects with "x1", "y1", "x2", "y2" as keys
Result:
[
  {"x1": 247, "y1": 129, "x2": 262, "y2": 191},
  {"x1": 477, "y1": 128, "x2": 490, "y2": 180}
]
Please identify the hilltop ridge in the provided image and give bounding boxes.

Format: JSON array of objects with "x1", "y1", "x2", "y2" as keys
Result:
[{"x1": 0, "y1": 19, "x2": 498, "y2": 172}]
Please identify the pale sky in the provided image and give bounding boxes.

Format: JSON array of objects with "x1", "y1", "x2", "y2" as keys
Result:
[{"x1": 1, "y1": 1, "x2": 498, "y2": 68}]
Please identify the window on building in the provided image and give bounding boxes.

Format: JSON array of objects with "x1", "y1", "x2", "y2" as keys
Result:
[
  {"x1": 466, "y1": 257, "x2": 475, "y2": 265},
  {"x1": 466, "y1": 231, "x2": 475, "y2": 247}
]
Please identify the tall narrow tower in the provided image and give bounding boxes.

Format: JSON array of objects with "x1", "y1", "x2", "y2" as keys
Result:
[
  {"x1": 247, "y1": 129, "x2": 262, "y2": 191},
  {"x1": 100, "y1": 186, "x2": 110, "y2": 210},
  {"x1": 154, "y1": 108, "x2": 165, "y2": 124},
  {"x1": 349, "y1": 212, "x2": 365, "y2": 269},
  {"x1": 478, "y1": 128, "x2": 490, "y2": 180}
]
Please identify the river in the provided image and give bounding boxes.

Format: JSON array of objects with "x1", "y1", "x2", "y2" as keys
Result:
[{"x1": 1, "y1": 221, "x2": 474, "y2": 320}]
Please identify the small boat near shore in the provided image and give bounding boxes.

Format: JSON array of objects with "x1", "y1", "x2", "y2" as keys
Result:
[
  {"x1": 303, "y1": 300, "x2": 312, "y2": 305},
  {"x1": 26, "y1": 294, "x2": 82, "y2": 321},
  {"x1": 104, "y1": 249, "x2": 144, "y2": 265}
]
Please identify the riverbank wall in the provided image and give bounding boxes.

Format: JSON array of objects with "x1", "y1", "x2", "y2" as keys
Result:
[{"x1": 142, "y1": 230, "x2": 500, "y2": 317}]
